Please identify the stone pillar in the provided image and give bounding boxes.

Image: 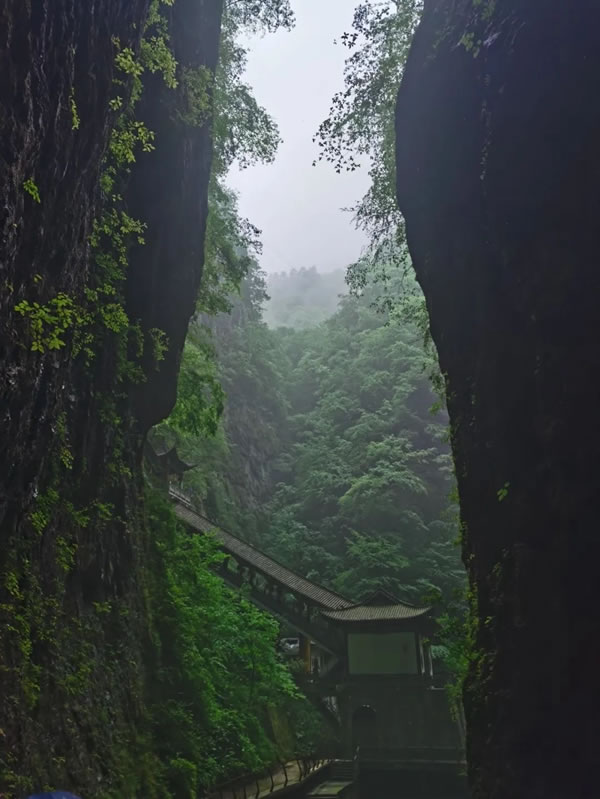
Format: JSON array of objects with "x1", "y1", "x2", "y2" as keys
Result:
[
  {"x1": 424, "y1": 642, "x2": 434, "y2": 680},
  {"x1": 299, "y1": 634, "x2": 311, "y2": 673}
]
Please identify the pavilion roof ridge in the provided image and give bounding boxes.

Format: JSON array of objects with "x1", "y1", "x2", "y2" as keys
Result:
[{"x1": 343, "y1": 588, "x2": 430, "y2": 611}]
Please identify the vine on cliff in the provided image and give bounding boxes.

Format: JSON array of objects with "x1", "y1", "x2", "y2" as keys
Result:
[{"x1": 13, "y1": 0, "x2": 178, "y2": 377}]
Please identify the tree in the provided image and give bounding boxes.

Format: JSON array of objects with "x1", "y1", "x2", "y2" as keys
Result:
[
  {"x1": 260, "y1": 279, "x2": 463, "y2": 610},
  {"x1": 146, "y1": 490, "x2": 322, "y2": 796},
  {"x1": 316, "y1": 1, "x2": 422, "y2": 302}
]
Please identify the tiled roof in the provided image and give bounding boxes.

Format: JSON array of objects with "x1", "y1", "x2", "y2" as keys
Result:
[
  {"x1": 171, "y1": 491, "x2": 351, "y2": 610},
  {"x1": 321, "y1": 601, "x2": 430, "y2": 623}
]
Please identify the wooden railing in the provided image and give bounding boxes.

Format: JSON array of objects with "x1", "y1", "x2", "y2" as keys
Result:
[
  {"x1": 358, "y1": 745, "x2": 465, "y2": 765},
  {"x1": 169, "y1": 488, "x2": 345, "y2": 656},
  {"x1": 207, "y1": 757, "x2": 331, "y2": 799},
  {"x1": 221, "y1": 566, "x2": 343, "y2": 656}
]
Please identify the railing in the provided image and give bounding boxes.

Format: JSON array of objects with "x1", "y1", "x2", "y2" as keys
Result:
[
  {"x1": 358, "y1": 746, "x2": 465, "y2": 765},
  {"x1": 207, "y1": 757, "x2": 331, "y2": 799},
  {"x1": 169, "y1": 485, "x2": 196, "y2": 510},
  {"x1": 222, "y1": 569, "x2": 343, "y2": 656},
  {"x1": 170, "y1": 488, "x2": 345, "y2": 655}
]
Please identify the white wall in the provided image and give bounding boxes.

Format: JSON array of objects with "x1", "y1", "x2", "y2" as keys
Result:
[{"x1": 348, "y1": 632, "x2": 418, "y2": 675}]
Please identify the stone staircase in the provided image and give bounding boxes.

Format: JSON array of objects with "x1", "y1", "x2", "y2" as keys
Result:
[
  {"x1": 329, "y1": 760, "x2": 356, "y2": 781},
  {"x1": 307, "y1": 760, "x2": 357, "y2": 798}
]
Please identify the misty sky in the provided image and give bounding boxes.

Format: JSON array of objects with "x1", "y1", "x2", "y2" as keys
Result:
[{"x1": 226, "y1": 0, "x2": 370, "y2": 274}]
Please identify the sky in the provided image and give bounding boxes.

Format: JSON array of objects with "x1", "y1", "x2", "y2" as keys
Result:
[{"x1": 226, "y1": 0, "x2": 370, "y2": 274}]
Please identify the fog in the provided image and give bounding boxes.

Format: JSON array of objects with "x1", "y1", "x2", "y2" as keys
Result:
[{"x1": 226, "y1": 0, "x2": 370, "y2": 273}]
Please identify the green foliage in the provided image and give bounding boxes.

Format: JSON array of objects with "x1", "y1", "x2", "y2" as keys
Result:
[
  {"x1": 214, "y1": 1, "x2": 292, "y2": 175},
  {"x1": 179, "y1": 66, "x2": 213, "y2": 127},
  {"x1": 197, "y1": 0, "x2": 293, "y2": 319},
  {"x1": 148, "y1": 327, "x2": 169, "y2": 364},
  {"x1": 473, "y1": 0, "x2": 496, "y2": 20},
  {"x1": 168, "y1": 331, "x2": 225, "y2": 438},
  {"x1": 459, "y1": 30, "x2": 482, "y2": 57},
  {"x1": 153, "y1": 261, "x2": 286, "y2": 545},
  {"x1": 29, "y1": 489, "x2": 60, "y2": 533},
  {"x1": 108, "y1": 118, "x2": 155, "y2": 167},
  {"x1": 93, "y1": 501, "x2": 115, "y2": 522},
  {"x1": 69, "y1": 88, "x2": 80, "y2": 130},
  {"x1": 316, "y1": 1, "x2": 420, "y2": 235},
  {"x1": 140, "y1": 36, "x2": 178, "y2": 89},
  {"x1": 258, "y1": 280, "x2": 462, "y2": 607},
  {"x1": 114, "y1": 46, "x2": 144, "y2": 80},
  {"x1": 497, "y1": 482, "x2": 510, "y2": 502},
  {"x1": 145, "y1": 490, "x2": 323, "y2": 793},
  {"x1": 167, "y1": 263, "x2": 464, "y2": 680},
  {"x1": 224, "y1": 0, "x2": 295, "y2": 33},
  {"x1": 317, "y1": 2, "x2": 427, "y2": 323},
  {"x1": 335, "y1": 531, "x2": 411, "y2": 599},
  {"x1": 55, "y1": 535, "x2": 78, "y2": 574},
  {"x1": 14, "y1": 294, "x2": 74, "y2": 352},
  {"x1": 23, "y1": 178, "x2": 41, "y2": 203},
  {"x1": 59, "y1": 444, "x2": 74, "y2": 471},
  {"x1": 212, "y1": 17, "x2": 280, "y2": 173},
  {"x1": 435, "y1": 585, "x2": 478, "y2": 712},
  {"x1": 199, "y1": 181, "x2": 258, "y2": 315}
]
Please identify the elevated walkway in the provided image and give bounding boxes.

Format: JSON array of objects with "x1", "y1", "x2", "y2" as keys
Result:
[{"x1": 170, "y1": 488, "x2": 350, "y2": 653}]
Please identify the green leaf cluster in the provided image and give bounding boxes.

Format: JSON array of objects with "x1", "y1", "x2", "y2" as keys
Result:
[
  {"x1": 14, "y1": 294, "x2": 87, "y2": 353},
  {"x1": 317, "y1": 2, "x2": 425, "y2": 320},
  {"x1": 145, "y1": 490, "x2": 324, "y2": 794},
  {"x1": 23, "y1": 177, "x2": 41, "y2": 203}
]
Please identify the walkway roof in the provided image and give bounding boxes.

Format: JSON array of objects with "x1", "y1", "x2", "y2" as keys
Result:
[
  {"x1": 172, "y1": 492, "x2": 433, "y2": 622},
  {"x1": 172, "y1": 496, "x2": 351, "y2": 610}
]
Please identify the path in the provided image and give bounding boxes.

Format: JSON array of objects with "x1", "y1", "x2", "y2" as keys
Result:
[{"x1": 210, "y1": 760, "x2": 330, "y2": 799}]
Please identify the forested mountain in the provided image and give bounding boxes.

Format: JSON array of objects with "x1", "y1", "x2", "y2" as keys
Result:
[
  {"x1": 161, "y1": 264, "x2": 464, "y2": 622},
  {"x1": 263, "y1": 267, "x2": 347, "y2": 329},
  {"x1": 263, "y1": 286, "x2": 462, "y2": 606}
]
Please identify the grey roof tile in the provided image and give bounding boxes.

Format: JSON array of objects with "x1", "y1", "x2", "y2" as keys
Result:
[{"x1": 171, "y1": 494, "x2": 351, "y2": 610}]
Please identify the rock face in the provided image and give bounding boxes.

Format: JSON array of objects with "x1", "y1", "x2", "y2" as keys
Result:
[
  {"x1": 0, "y1": 1, "x2": 222, "y2": 793},
  {"x1": 395, "y1": 2, "x2": 600, "y2": 797},
  {"x1": 0, "y1": 0, "x2": 147, "y2": 561},
  {"x1": 127, "y1": 0, "x2": 223, "y2": 433}
]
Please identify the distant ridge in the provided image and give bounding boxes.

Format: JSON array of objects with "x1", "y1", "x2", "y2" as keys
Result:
[{"x1": 263, "y1": 267, "x2": 347, "y2": 329}]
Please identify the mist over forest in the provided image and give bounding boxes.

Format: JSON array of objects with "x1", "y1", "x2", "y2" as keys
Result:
[
  {"x1": 157, "y1": 263, "x2": 463, "y2": 608},
  {"x1": 262, "y1": 268, "x2": 347, "y2": 329}
]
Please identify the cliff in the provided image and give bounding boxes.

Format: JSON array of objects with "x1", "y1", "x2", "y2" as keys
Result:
[
  {"x1": 395, "y1": 2, "x2": 600, "y2": 797},
  {"x1": 0, "y1": 1, "x2": 223, "y2": 794}
]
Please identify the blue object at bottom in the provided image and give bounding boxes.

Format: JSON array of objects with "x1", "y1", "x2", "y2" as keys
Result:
[{"x1": 27, "y1": 793, "x2": 81, "y2": 799}]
